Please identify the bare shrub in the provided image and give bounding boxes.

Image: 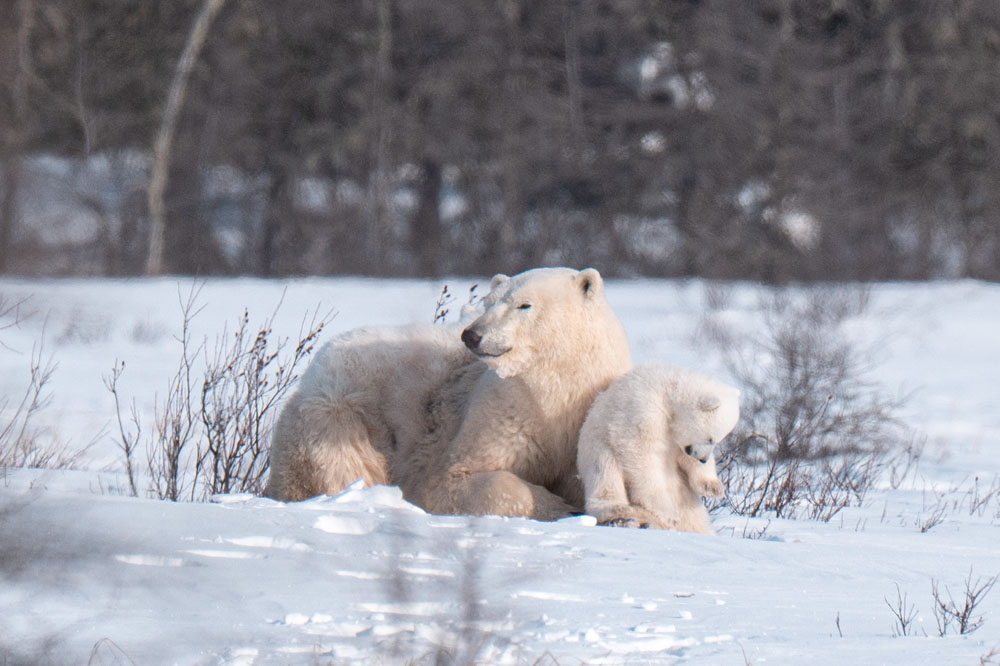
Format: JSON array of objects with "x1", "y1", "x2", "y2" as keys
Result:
[
  {"x1": 981, "y1": 646, "x2": 1000, "y2": 666},
  {"x1": 128, "y1": 318, "x2": 166, "y2": 345},
  {"x1": 1, "y1": 344, "x2": 58, "y2": 469},
  {"x1": 885, "y1": 583, "x2": 920, "y2": 637},
  {"x1": 106, "y1": 285, "x2": 330, "y2": 500},
  {"x1": 1, "y1": 301, "x2": 86, "y2": 470},
  {"x1": 965, "y1": 475, "x2": 1000, "y2": 517},
  {"x1": 931, "y1": 568, "x2": 999, "y2": 636},
  {"x1": 147, "y1": 287, "x2": 204, "y2": 500},
  {"x1": 703, "y1": 286, "x2": 917, "y2": 521},
  {"x1": 918, "y1": 502, "x2": 948, "y2": 534},
  {"x1": 0, "y1": 294, "x2": 28, "y2": 345},
  {"x1": 886, "y1": 438, "x2": 924, "y2": 490},
  {"x1": 433, "y1": 284, "x2": 455, "y2": 324},
  {"x1": 916, "y1": 485, "x2": 951, "y2": 533},
  {"x1": 196, "y1": 304, "x2": 325, "y2": 496},
  {"x1": 87, "y1": 638, "x2": 136, "y2": 666},
  {"x1": 433, "y1": 283, "x2": 479, "y2": 325},
  {"x1": 54, "y1": 309, "x2": 112, "y2": 346},
  {"x1": 740, "y1": 519, "x2": 772, "y2": 540},
  {"x1": 377, "y1": 515, "x2": 530, "y2": 665},
  {"x1": 0, "y1": 635, "x2": 64, "y2": 666},
  {"x1": 104, "y1": 361, "x2": 141, "y2": 497}
]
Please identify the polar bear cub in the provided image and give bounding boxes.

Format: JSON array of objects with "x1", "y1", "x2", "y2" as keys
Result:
[{"x1": 577, "y1": 363, "x2": 740, "y2": 534}]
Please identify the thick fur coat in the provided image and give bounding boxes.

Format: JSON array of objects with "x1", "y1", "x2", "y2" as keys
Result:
[
  {"x1": 266, "y1": 267, "x2": 633, "y2": 521},
  {"x1": 577, "y1": 363, "x2": 740, "y2": 534}
]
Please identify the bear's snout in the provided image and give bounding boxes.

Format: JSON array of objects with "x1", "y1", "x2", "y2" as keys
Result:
[{"x1": 461, "y1": 327, "x2": 482, "y2": 352}]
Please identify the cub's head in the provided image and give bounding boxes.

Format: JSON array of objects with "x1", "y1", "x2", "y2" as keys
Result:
[
  {"x1": 670, "y1": 376, "x2": 740, "y2": 464},
  {"x1": 460, "y1": 267, "x2": 610, "y2": 378}
]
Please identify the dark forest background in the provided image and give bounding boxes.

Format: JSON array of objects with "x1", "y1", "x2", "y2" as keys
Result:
[{"x1": 2, "y1": 0, "x2": 999, "y2": 281}]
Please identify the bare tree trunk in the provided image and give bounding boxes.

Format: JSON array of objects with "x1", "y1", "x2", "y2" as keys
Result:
[
  {"x1": 563, "y1": 0, "x2": 583, "y2": 148},
  {"x1": 0, "y1": 158, "x2": 21, "y2": 273},
  {"x1": 146, "y1": 0, "x2": 227, "y2": 276},
  {"x1": 257, "y1": 171, "x2": 287, "y2": 276},
  {"x1": 412, "y1": 160, "x2": 442, "y2": 277},
  {"x1": 363, "y1": 0, "x2": 394, "y2": 270},
  {"x1": 0, "y1": 0, "x2": 34, "y2": 274},
  {"x1": 496, "y1": 0, "x2": 525, "y2": 273}
]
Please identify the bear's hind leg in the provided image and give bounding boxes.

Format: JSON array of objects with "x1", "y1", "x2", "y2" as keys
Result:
[
  {"x1": 431, "y1": 470, "x2": 576, "y2": 521},
  {"x1": 581, "y1": 452, "x2": 672, "y2": 527},
  {"x1": 266, "y1": 399, "x2": 388, "y2": 501}
]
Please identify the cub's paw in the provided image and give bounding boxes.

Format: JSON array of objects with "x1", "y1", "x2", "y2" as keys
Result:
[
  {"x1": 597, "y1": 506, "x2": 673, "y2": 530},
  {"x1": 693, "y1": 478, "x2": 724, "y2": 499},
  {"x1": 600, "y1": 516, "x2": 651, "y2": 529}
]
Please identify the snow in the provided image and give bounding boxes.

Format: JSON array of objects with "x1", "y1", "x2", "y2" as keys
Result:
[{"x1": 2, "y1": 276, "x2": 999, "y2": 665}]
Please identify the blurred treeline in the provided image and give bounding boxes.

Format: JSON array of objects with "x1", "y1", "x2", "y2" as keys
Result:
[{"x1": 1, "y1": 0, "x2": 999, "y2": 281}]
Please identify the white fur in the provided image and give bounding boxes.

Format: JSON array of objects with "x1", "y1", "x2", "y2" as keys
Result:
[
  {"x1": 266, "y1": 267, "x2": 633, "y2": 522},
  {"x1": 577, "y1": 363, "x2": 740, "y2": 534},
  {"x1": 419, "y1": 267, "x2": 633, "y2": 519},
  {"x1": 264, "y1": 324, "x2": 474, "y2": 502}
]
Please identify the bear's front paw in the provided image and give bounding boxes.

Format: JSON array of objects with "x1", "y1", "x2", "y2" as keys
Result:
[
  {"x1": 599, "y1": 515, "x2": 651, "y2": 529},
  {"x1": 694, "y1": 478, "x2": 724, "y2": 499},
  {"x1": 597, "y1": 506, "x2": 673, "y2": 530}
]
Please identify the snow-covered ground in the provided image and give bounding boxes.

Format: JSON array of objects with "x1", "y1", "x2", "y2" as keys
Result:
[{"x1": 1, "y1": 276, "x2": 999, "y2": 665}]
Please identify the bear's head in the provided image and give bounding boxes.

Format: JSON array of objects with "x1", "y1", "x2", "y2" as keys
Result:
[
  {"x1": 670, "y1": 377, "x2": 740, "y2": 464},
  {"x1": 460, "y1": 267, "x2": 621, "y2": 379}
]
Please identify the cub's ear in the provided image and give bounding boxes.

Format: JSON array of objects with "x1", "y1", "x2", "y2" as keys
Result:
[
  {"x1": 697, "y1": 394, "x2": 722, "y2": 412},
  {"x1": 578, "y1": 268, "x2": 603, "y2": 298},
  {"x1": 490, "y1": 273, "x2": 510, "y2": 290}
]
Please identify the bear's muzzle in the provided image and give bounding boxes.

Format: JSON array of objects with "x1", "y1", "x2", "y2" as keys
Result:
[{"x1": 461, "y1": 327, "x2": 482, "y2": 352}]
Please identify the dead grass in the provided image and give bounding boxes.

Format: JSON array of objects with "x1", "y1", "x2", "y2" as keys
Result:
[
  {"x1": 702, "y1": 285, "x2": 919, "y2": 522},
  {"x1": 105, "y1": 284, "x2": 330, "y2": 500}
]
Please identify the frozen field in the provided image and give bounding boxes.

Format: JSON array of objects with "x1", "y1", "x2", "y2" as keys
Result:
[{"x1": 1, "y1": 276, "x2": 998, "y2": 665}]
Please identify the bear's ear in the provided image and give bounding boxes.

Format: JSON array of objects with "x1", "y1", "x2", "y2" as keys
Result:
[
  {"x1": 490, "y1": 274, "x2": 510, "y2": 290},
  {"x1": 698, "y1": 394, "x2": 722, "y2": 412},
  {"x1": 578, "y1": 268, "x2": 603, "y2": 299}
]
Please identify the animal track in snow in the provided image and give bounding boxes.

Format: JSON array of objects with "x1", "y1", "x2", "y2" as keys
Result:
[
  {"x1": 397, "y1": 565, "x2": 455, "y2": 578},
  {"x1": 598, "y1": 634, "x2": 698, "y2": 654},
  {"x1": 334, "y1": 570, "x2": 381, "y2": 580},
  {"x1": 225, "y1": 535, "x2": 312, "y2": 551},
  {"x1": 184, "y1": 549, "x2": 261, "y2": 559},
  {"x1": 274, "y1": 614, "x2": 371, "y2": 637},
  {"x1": 511, "y1": 590, "x2": 586, "y2": 603},
  {"x1": 217, "y1": 647, "x2": 258, "y2": 666},
  {"x1": 354, "y1": 601, "x2": 452, "y2": 616},
  {"x1": 114, "y1": 554, "x2": 184, "y2": 567},
  {"x1": 631, "y1": 623, "x2": 678, "y2": 634},
  {"x1": 313, "y1": 514, "x2": 374, "y2": 535}
]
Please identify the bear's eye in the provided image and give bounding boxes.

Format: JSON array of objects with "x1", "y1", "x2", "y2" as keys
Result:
[{"x1": 517, "y1": 303, "x2": 532, "y2": 311}]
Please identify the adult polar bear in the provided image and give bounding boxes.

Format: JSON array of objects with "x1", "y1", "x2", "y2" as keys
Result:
[{"x1": 265, "y1": 267, "x2": 632, "y2": 520}]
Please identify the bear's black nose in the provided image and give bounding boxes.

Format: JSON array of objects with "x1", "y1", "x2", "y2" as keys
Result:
[
  {"x1": 461, "y1": 327, "x2": 482, "y2": 351},
  {"x1": 684, "y1": 445, "x2": 709, "y2": 463}
]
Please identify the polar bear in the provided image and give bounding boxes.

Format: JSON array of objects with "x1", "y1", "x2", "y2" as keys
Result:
[
  {"x1": 266, "y1": 267, "x2": 633, "y2": 522},
  {"x1": 405, "y1": 267, "x2": 633, "y2": 519},
  {"x1": 264, "y1": 323, "x2": 476, "y2": 502},
  {"x1": 577, "y1": 363, "x2": 740, "y2": 534}
]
